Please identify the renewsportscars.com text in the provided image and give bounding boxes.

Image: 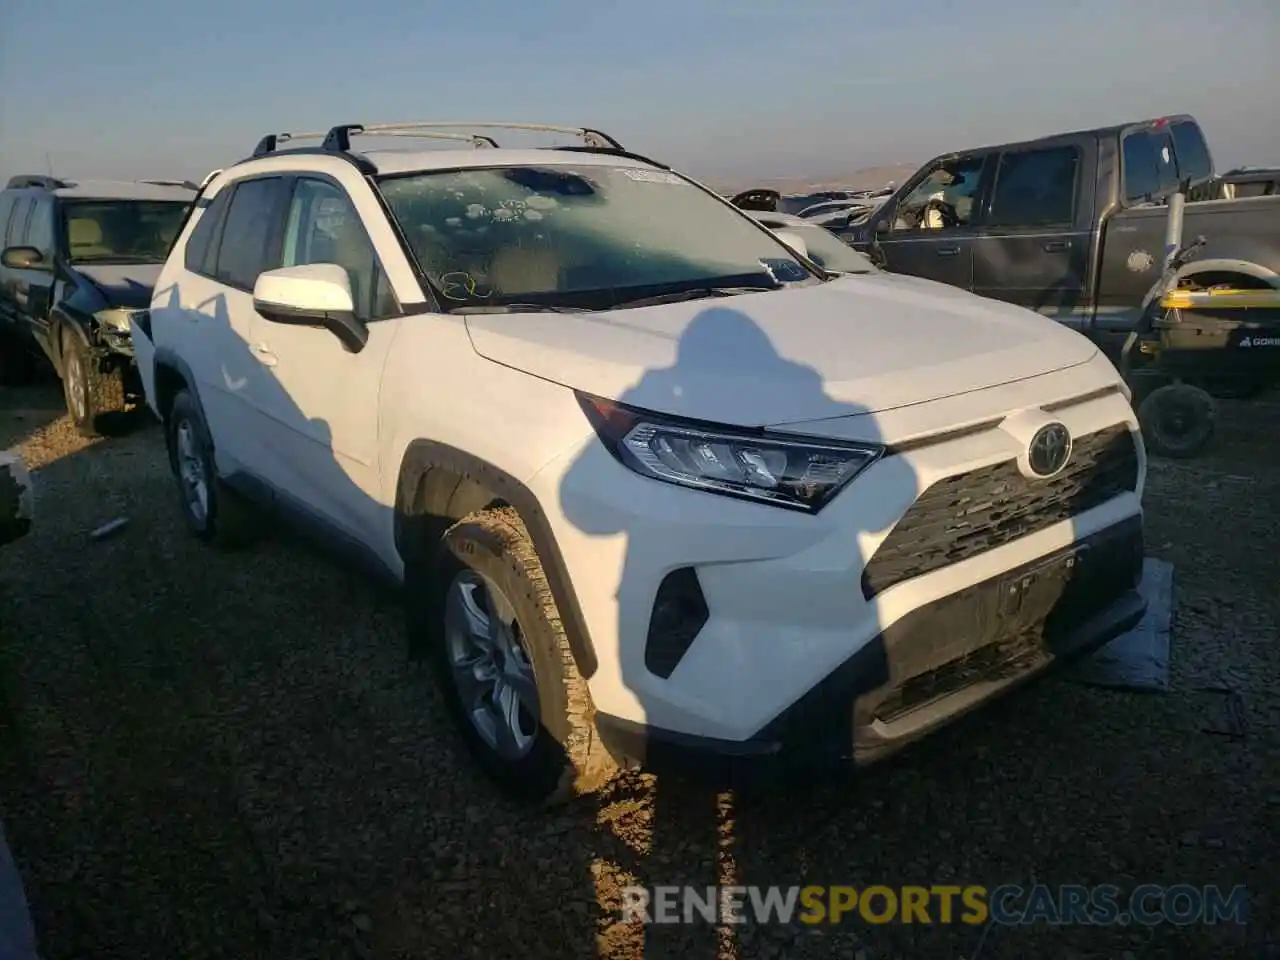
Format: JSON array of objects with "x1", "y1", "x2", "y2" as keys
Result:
[{"x1": 621, "y1": 884, "x2": 1248, "y2": 927}]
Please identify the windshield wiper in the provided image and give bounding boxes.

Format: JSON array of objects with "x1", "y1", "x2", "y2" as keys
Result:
[
  {"x1": 608, "y1": 284, "x2": 780, "y2": 310},
  {"x1": 451, "y1": 303, "x2": 590, "y2": 314}
]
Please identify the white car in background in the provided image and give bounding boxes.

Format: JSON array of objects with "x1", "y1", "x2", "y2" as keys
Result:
[
  {"x1": 747, "y1": 211, "x2": 878, "y2": 275},
  {"x1": 134, "y1": 119, "x2": 1148, "y2": 805}
]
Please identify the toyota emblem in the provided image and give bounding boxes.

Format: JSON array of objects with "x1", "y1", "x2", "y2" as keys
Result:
[{"x1": 1027, "y1": 423, "x2": 1072, "y2": 478}]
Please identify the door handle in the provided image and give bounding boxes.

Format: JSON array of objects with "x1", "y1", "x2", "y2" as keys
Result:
[
  {"x1": 249, "y1": 342, "x2": 278, "y2": 367},
  {"x1": 1042, "y1": 240, "x2": 1070, "y2": 252},
  {"x1": 935, "y1": 246, "x2": 961, "y2": 257}
]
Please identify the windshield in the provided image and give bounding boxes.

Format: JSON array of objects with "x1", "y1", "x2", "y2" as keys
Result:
[
  {"x1": 62, "y1": 200, "x2": 190, "y2": 263},
  {"x1": 377, "y1": 164, "x2": 820, "y2": 311},
  {"x1": 785, "y1": 223, "x2": 876, "y2": 274}
]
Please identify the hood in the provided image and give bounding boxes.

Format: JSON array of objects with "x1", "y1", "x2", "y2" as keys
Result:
[
  {"x1": 75, "y1": 263, "x2": 163, "y2": 309},
  {"x1": 463, "y1": 273, "x2": 1098, "y2": 426}
]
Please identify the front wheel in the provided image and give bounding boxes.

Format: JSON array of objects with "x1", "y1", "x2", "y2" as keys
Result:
[
  {"x1": 1138, "y1": 383, "x2": 1216, "y2": 459},
  {"x1": 424, "y1": 507, "x2": 618, "y2": 805},
  {"x1": 164, "y1": 390, "x2": 259, "y2": 548},
  {"x1": 61, "y1": 331, "x2": 126, "y2": 437}
]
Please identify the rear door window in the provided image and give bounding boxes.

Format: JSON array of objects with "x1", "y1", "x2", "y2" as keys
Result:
[
  {"x1": 212, "y1": 177, "x2": 285, "y2": 291},
  {"x1": 184, "y1": 190, "x2": 231, "y2": 276},
  {"x1": 0, "y1": 195, "x2": 15, "y2": 246},
  {"x1": 988, "y1": 146, "x2": 1081, "y2": 227},
  {"x1": 25, "y1": 197, "x2": 55, "y2": 258},
  {"x1": 5, "y1": 197, "x2": 33, "y2": 246}
]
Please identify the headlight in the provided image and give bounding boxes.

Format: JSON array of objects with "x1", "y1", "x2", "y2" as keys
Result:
[
  {"x1": 577, "y1": 393, "x2": 882, "y2": 513},
  {"x1": 95, "y1": 308, "x2": 146, "y2": 332}
]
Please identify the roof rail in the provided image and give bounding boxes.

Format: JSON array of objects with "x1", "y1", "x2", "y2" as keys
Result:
[
  {"x1": 251, "y1": 121, "x2": 622, "y2": 158},
  {"x1": 252, "y1": 128, "x2": 500, "y2": 156},
  {"x1": 5, "y1": 174, "x2": 69, "y2": 190},
  {"x1": 139, "y1": 178, "x2": 199, "y2": 191}
]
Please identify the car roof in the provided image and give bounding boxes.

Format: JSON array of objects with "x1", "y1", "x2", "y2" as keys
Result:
[
  {"x1": 363, "y1": 147, "x2": 657, "y2": 177},
  {"x1": 19, "y1": 180, "x2": 196, "y2": 202},
  {"x1": 215, "y1": 147, "x2": 661, "y2": 187}
]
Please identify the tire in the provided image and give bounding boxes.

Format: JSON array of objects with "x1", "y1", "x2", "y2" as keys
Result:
[
  {"x1": 421, "y1": 506, "x2": 618, "y2": 806},
  {"x1": 61, "y1": 330, "x2": 126, "y2": 437},
  {"x1": 164, "y1": 389, "x2": 259, "y2": 548},
  {"x1": 1138, "y1": 383, "x2": 1217, "y2": 459}
]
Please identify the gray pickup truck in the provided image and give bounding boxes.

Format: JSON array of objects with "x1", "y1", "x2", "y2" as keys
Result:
[{"x1": 843, "y1": 115, "x2": 1280, "y2": 362}]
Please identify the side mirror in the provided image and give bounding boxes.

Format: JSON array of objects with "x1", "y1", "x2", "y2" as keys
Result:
[
  {"x1": 252, "y1": 263, "x2": 368, "y2": 353},
  {"x1": 771, "y1": 229, "x2": 809, "y2": 260},
  {"x1": 1, "y1": 246, "x2": 44, "y2": 270}
]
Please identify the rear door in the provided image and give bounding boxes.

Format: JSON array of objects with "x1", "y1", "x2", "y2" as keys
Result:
[
  {"x1": 869, "y1": 153, "x2": 992, "y2": 291},
  {"x1": 14, "y1": 195, "x2": 59, "y2": 359},
  {"x1": 154, "y1": 176, "x2": 289, "y2": 476},
  {"x1": 0, "y1": 193, "x2": 19, "y2": 336},
  {"x1": 970, "y1": 139, "x2": 1093, "y2": 329}
]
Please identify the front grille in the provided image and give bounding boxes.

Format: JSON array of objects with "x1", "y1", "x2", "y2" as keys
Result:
[
  {"x1": 873, "y1": 630, "x2": 1045, "y2": 722},
  {"x1": 862, "y1": 424, "x2": 1139, "y2": 599},
  {"x1": 867, "y1": 515, "x2": 1143, "y2": 724}
]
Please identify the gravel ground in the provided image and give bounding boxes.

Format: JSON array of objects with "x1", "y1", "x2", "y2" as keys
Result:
[{"x1": 1, "y1": 380, "x2": 1277, "y2": 960}]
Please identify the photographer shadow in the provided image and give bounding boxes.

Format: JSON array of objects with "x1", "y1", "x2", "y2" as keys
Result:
[{"x1": 557, "y1": 304, "x2": 924, "y2": 957}]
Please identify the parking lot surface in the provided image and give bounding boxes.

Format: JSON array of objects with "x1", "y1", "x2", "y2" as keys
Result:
[{"x1": 1, "y1": 382, "x2": 1277, "y2": 960}]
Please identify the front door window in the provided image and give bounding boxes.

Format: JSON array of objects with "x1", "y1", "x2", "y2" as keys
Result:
[{"x1": 891, "y1": 156, "x2": 987, "y2": 232}]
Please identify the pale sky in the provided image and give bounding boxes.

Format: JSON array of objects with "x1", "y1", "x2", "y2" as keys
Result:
[{"x1": 1, "y1": 0, "x2": 1276, "y2": 185}]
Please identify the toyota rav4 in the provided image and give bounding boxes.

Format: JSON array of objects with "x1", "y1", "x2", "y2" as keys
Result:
[{"x1": 133, "y1": 121, "x2": 1148, "y2": 805}]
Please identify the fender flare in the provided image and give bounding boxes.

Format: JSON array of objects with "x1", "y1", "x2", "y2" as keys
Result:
[
  {"x1": 151, "y1": 347, "x2": 209, "y2": 428},
  {"x1": 395, "y1": 439, "x2": 597, "y2": 678}
]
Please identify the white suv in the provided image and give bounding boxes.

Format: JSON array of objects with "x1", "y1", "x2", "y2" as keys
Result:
[{"x1": 134, "y1": 121, "x2": 1148, "y2": 804}]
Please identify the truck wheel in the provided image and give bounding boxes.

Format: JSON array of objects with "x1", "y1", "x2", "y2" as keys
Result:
[
  {"x1": 165, "y1": 390, "x2": 259, "y2": 548},
  {"x1": 61, "y1": 331, "x2": 126, "y2": 437},
  {"x1": 425, "y1": 506, "x2": 618, "y2": 806},
  {"x1": 1138, "y1": 383, "x2": 1216, "y2": 459}
]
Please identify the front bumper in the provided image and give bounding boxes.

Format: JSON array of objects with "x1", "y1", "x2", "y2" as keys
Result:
[
  {"x1": 535, "y1": 379, "x2": 1145, "y2": 744},
  {"x1": 596, "y1": 515, "x2": 1146, "y2": 777}
]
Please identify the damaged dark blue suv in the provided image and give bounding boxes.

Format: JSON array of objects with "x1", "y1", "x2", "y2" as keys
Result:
[{"x1": 0, "y1": 176, "x2": 195, "y2": 435}]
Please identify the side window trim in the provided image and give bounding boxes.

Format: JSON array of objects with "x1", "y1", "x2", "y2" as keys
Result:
[{"x1": 985, "y1": 144, "x2": 1082, "y2": 229}]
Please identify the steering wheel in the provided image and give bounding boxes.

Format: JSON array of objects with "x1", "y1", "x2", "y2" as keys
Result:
[
  {"x1": 918, "y1": 196, "x2": 960, "y2": 229},
  {"x1": 730, "y1": 189, "x2": 780, "y2": 212}
]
